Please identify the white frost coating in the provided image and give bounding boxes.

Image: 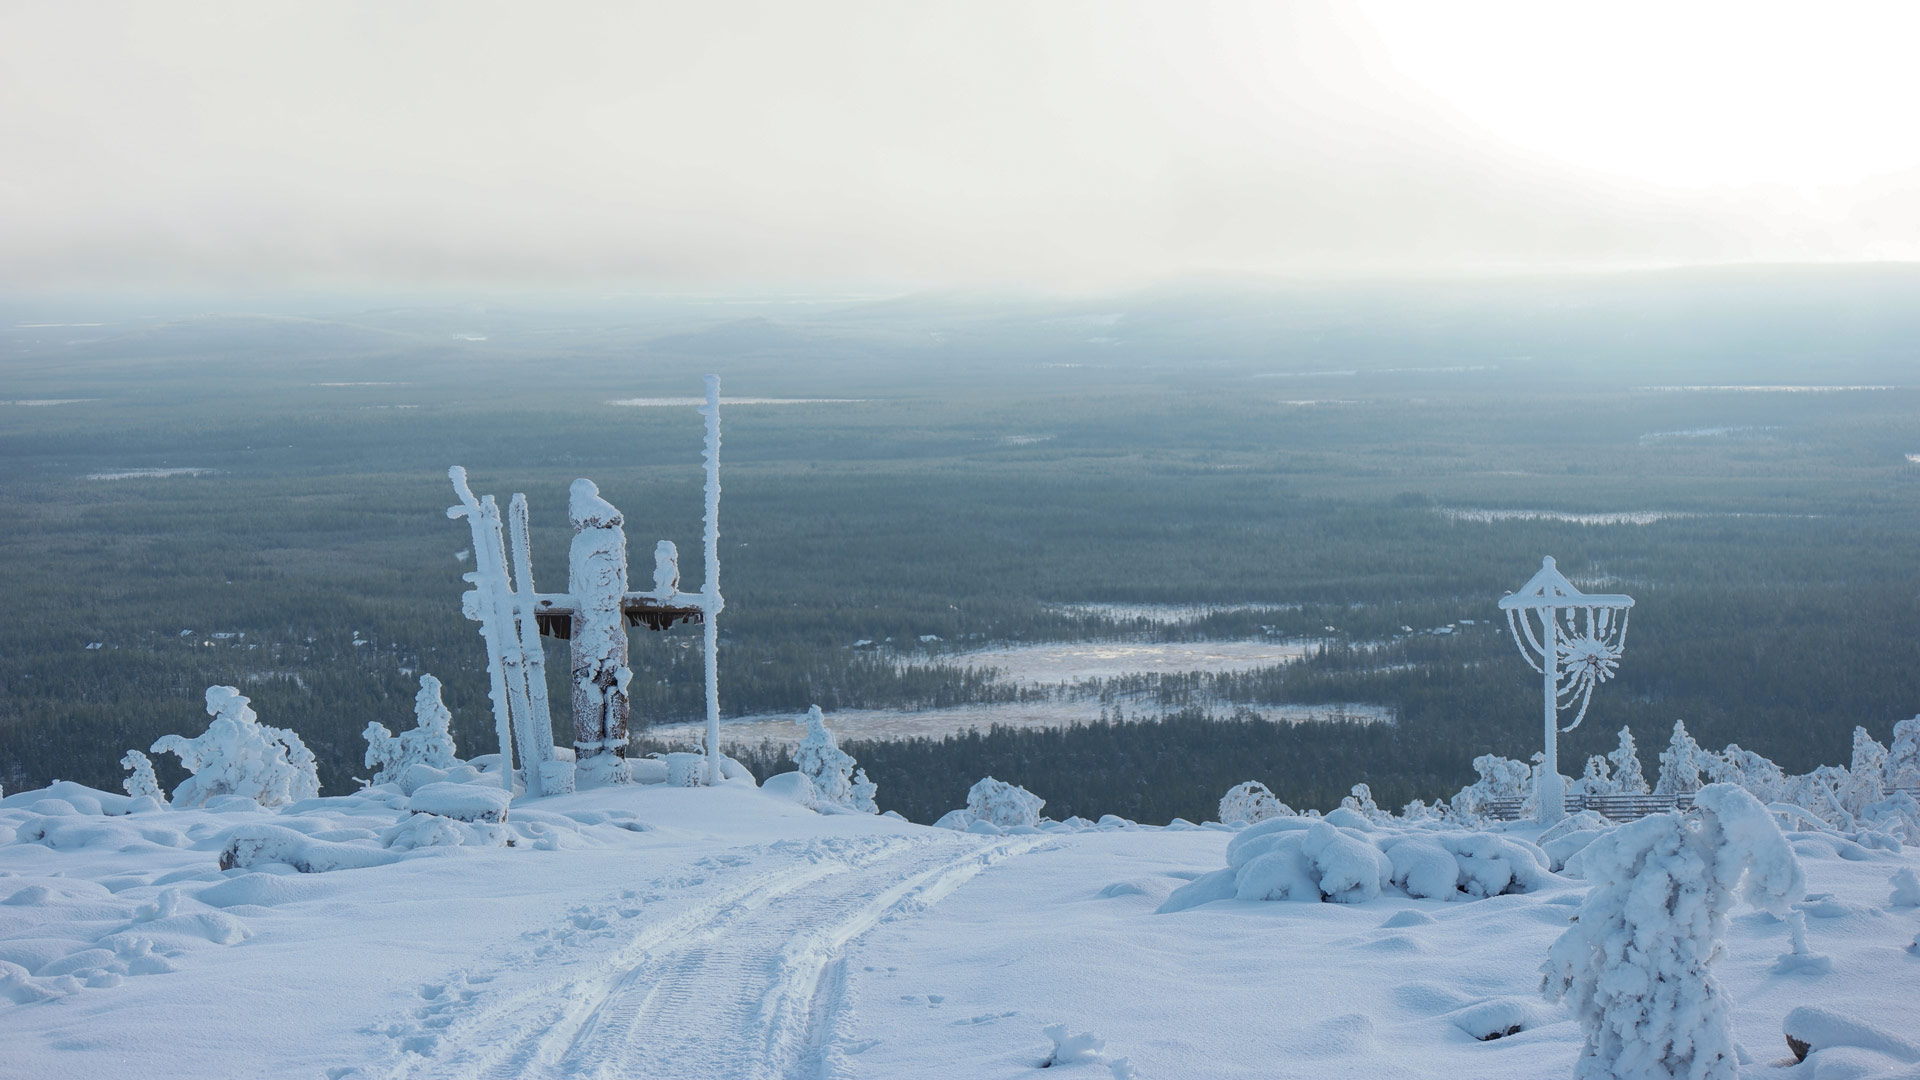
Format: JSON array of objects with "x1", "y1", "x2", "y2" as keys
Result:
[
  {"x1": 966, "y1": 777, "x2": 1045, "y2": 829},
  {"x1": 151, "y1": 687, "x2": 320, "y2": 808},
  {"x1": 1542, "y1": 783, "x2": 1804, "y2": 1080},
  {"x1": 363, "y1": 675, "x2": 460, "y2": 787},
  {"x1": 120, "y1": 750, "x2": 163, "y2": 802},
  {"x1": 1607, "y1": 726, "x2": 1651, "y2": 795},
  {"x1": 1703, "y1": 743, "x2": 1787, "y2": 803},
  {"x1": 569, "y1": 478, "x2": 632, "y2": 787},
  {"x1": 1654, "y1": 719, "x2": 1711, "y2": 795},
  {"x1": 1219, "y1": 780, "x2": 1290, "y2": 824}
]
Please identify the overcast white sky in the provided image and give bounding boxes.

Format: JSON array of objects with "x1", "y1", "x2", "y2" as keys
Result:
[{"x1": 3, "y1": 0, "x2": 1918, "y2": 292}]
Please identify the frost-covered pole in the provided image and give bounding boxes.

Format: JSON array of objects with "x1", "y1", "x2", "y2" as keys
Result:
[
  {"x1": 506, "y1": 494, "x2": 557, "y2": 786},
  {"x1": 1540, "y1": 600, "x2": 1563, "y2": 824},
  {"x1": 569, "y1": 479, "x2": 633, "y2": 786},
  {"x1": 699, "y1": 374, "x2": 725, "y2": 785},
  {"x1": 447, "y1": 468, "x2": 521, "y2": 794}
]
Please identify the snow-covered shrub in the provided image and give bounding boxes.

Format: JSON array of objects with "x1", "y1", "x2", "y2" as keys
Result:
[
  {"x1": 1606, "y1": 726, "x2": 1650, "y2": 795},
  {"x1": 121, "y1": 750, "x2": 163, "y2": 802},
  {"x1": 966, "y1": 776, "x2": 1044, "y2": 829},
  {"x1": 849, "y1": 768, "x2": 879, "y2": 815},
  {"x1": 1703, "y1": 743, "x2": 1787, "y2": 803},
  {"x1": 1844, "y1": 726, "x2": 1890, "y2": 815},
  {"x1": 1385, "y1": 832, "x2": 1552, "y2": 900},
  {"x1": 1450, "y1": 754, "x2": 1531, "y2": 820},
  {"x1": 1542, "y1": 783, "x2": 1804, "y2": 1080},
  {"x1": 1654, "y1": 719, "x2": 1712, "y2": 796},
  {"x1": 363, "y1": 674, "x2": 460, "y2": 787},
  {"x1": 1891, "y1": 867, "x2": 1920, "y2": 908},
  {"x1": 1219, "y1": 780, "x2": 1289, "y2": 824},
  {"x1": 1340, "y1": 783, "x2": 1389, "y2": 823},
  {"x1": 151, "y1": 687, "x2": 320, "y2": 808},
  {"x1": 1570, "y1": 755, "x2": 1613, "y2": 798},
  {"x1": 1400, "y1": 798, "x2": 1441, "y2": 822},
  {"x1": 790, "y1": 706, "x2": 868, "y2": 812},
  {"x1": 1887, "y1": 714, "x2": 1920, "y2": 789}
]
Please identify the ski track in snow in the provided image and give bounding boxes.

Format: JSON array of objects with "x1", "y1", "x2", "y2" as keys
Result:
[{"x1": 376, "y1": 833, "x2": 1040, "y2": 1080}]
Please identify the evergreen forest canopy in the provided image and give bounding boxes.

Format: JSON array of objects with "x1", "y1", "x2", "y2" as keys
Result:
[{"x1": 3, "y1": 267, "x2": 1919, "y2": 822}]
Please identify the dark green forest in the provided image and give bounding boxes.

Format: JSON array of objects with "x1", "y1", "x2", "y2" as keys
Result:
[{"x1": 4, "y1": 270, "x2": 1919, "y2": 820}]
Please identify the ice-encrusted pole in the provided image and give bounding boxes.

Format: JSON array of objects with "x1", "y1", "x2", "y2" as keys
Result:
[
  {"x1": 569, "y1": 479, "x2": 633, "y2": 786},
  {"x1": 506, "y1": 494, "x2": 557, "y2": 787},
  {"x1": 698, "y1": 374, "x2": 724, "y2": 785},
  {"x1": 447, "y1": 467, "x2": 523, "y2": 794}
]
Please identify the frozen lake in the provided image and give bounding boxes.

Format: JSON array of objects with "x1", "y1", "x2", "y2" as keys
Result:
[
  {"x1": 84, "y1": 467, "x2": 214, "y2": 481},
  {"x1": 1045, "y1": 602, "x2": 1298, "y2": 625},
  {"x1": 949, "y1": 639, "x2": 1312, "y2": 685}
]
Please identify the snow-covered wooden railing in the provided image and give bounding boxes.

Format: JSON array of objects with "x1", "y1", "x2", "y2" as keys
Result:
[
  {"x1": 1485, "y1": 792, "x2": 1695, "y2": 822},
  {"x1": 446, "y1": 377, "x2": 728, "y2": 793}
]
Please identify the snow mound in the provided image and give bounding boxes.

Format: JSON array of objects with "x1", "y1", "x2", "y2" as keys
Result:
[
  {"x1": 933, "y1": 777, "x2": 1046, "y2": 832},
  {"x1": 407, "y1": 783, "x2": 510, "y2": 823}
]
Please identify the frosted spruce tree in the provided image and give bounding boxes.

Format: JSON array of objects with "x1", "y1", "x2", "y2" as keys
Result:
[
  {"x1": 1543, "y1": 784, "x2": 1804, "y2": 1080},
  {"x1": 363, "y1": 674, "x2": 461, "y2": 786},
  {"x1": 849, "y1": 768, "x2": 879, "y2": 815},
  {"x1": 1654, "y1": 720, "x2": 1711, "y2": 796},
  {"x1": 121, "y1": 749, "x2": 163, "y2": 802},
  {"x1": 1572, "y1": 755, "x2": 1613, "y2": 798},
  {"x1": 1887, "y1": 715, "x2": 1920, "y2": 789},
  {"x1": 1607, "y1": 726, "x2": 1650, "y2": 795},
  {"x1": 790, "y1": 706, "x2": 875, "y2": 813},
  {"x1": 1845, "y1": 726, "x2": 1889, "y2": 815},
  {"x1": 152, "y1": 686, "x2": 320, "y2": 807}
]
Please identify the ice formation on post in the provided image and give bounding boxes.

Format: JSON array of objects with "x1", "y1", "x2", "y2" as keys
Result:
[
  {"x1": 120, "y1": 749, "x2": 163, "y2": 802},
  {"x1": 1499, "y1": 556, "x2": 1633, "y2": 824},
  {"x1": 1543, "y1": 783, "x2": 1804, "y2": 1080},
  {"x1": 570, "y1": 479, "x2": 633, "y2": 787},
  {"x1": 697, "y1": 374, "x2": 725, "y2": 786},
  {"x1": 363, "y1": 675, "x2": 460, "y2": 787},
  {"x1": 151, "y1": 686, "x2": 321, "y2": 808},
  {"x1": 1219, "y1": 780, "x2": 1289, "y2": 824},
  {"x1": 448, "y1": 467, "x2": 556, "y2": 795}
]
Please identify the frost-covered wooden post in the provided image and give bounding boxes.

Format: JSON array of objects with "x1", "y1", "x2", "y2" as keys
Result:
[
  {"x1": 569, "y1": 479, "x2": 633, "y2": 785},
  {"x1": 1499, "y1": 557, "x2": 1634, "y2": 825},
  {"x1": 697, "y1": 374, "x2": 725, "y2": 785}
]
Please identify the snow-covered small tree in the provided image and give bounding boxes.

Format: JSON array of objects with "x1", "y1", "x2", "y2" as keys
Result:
[
  {"x1": 363, "y1": 674, "x2": 461, "y2": 786},
  {"x1": 121, "y1": 749, "x2": 163, "y2": 802},
  {"x1": 1844, "y1": 726, "x2": 1889, "y2": 815},
  {"x1": 1886, "y1": 715, "x2": 1920, "y2": 789},
  {"x1": 1450, "y1": 754, "x2": 1532, "y2": 820},
  {"x1": 791, "y1": 706, "x2": 871, "y2": 812},
  {"x1": 1341, "y1": 783, "x2": 1388, "y2": 822},
  {"x1": 1654, "y1": 720, "x2": 1711, "y2": 796},
  {"x1": 1218, "y1": 781, "x2": 1289, "y2": 824},
  {"x1": 1707, "y1": 744, "x2": 1786, "y2": 804},
  {"x1": 1571, "y1": 755, "x2": 1613, "y2": 798},
  {"x1": 966, "y1": 776, "x2": 1044, "y2": 828},
  {"x1": 849, "y1": 768, "x2": 879, "y2": 815},
  {"x1": 152, "y1": 686, "x2": 321, "y2": 808},
  {"x1": 1607, "y1": 726, "x2": 1650, "y2": 795},
  {"x1": 1543, "y1": 783, "x2": 1803, "y2": 1080}
]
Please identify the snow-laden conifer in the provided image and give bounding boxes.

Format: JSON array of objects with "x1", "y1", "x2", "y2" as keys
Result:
[
  {"x1": 848, "y1": 768, "x2": 879, "y2": 815},
  {"x1": 363, "y1": 675, "x2": 461, "y2": 787},
  {"x1": 1887, "y1": 715, "x2": 1920, "y2": 789},
  {"x1": 1654, "y1": 719, "x2": 1711, "y2": 796},
  {"x1": 120, "y1": 749, "x2": 163, "y2": 802},
  {"x1": 1543, "y1": 783, "x2": 1803, "y2": 1080},
  {"x1": 151, "y1": 686, "x2": 321, "y2": 808},
  {"x1": 788, "y1": 706, "x2": 877, "y2": 814},
  {"x1": 1606, "y1": 726, "x2": 1650, "y2": 795}
]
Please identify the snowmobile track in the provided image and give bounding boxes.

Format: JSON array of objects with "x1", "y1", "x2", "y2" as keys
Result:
[{"x1": 384, "y1": 833, "x2": 1038, "y2": 1080}]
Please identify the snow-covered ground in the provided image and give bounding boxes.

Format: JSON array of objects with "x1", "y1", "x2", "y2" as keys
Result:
[
  {"x1": 651, "y1": 700, "x2": 1390, "y2": 748},
  {"x1": 4, "y1": 777, "x2": 1916, "y2": 1080}
]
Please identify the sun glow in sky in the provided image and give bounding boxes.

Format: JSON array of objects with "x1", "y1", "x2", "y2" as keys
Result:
[{"x1": 1359, "y1": 0, "x2": 1920, "y2": 190}]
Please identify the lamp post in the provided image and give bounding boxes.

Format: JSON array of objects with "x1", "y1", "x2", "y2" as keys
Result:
[{"x1": 1499, "y1": 557, "x2": 1633, "y2": 824}]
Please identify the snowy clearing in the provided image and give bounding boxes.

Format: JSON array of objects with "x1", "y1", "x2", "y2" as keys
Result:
[
  {"x1": 83, "y1": 468, "x2": 216, "y2": 481},
  {"x1": 650, "y1": 700, "x2": 1390, "y2": 749},
  {"x1": 1440, "y1": 508, "x2": 1697, "y2": 526},
  {"x1": 1635, "y1": 385, "x2": 1900, "y2": 393},
  {"x1": 605, "y1": 397, "x2": 866, "y2": 407},
  {"x1": 1044, "y1": 601, "x2": 1300, "y2": 624},
  {"x1": 4, "y1": 779, "x2": 1913, "y2": 1080},
  {"x1": 942, "y1": 640, "x2": 1313, "y2": 685}
]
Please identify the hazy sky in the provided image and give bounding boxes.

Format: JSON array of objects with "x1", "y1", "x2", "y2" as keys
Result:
[{"x1": 4, "y1": 0, "x2": 1918, "y2": 292}]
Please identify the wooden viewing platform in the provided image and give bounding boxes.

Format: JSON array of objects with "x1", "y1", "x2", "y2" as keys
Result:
[{"x1": 528, "y1": 593, "x2": 706, "y2": 639}]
